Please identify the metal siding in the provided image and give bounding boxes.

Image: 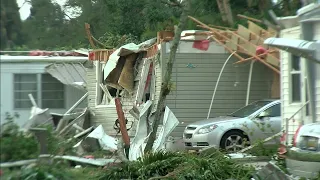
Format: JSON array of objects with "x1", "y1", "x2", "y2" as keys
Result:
[{"x1": 163, "y1": 51, "x2": 274, "y2": 137}]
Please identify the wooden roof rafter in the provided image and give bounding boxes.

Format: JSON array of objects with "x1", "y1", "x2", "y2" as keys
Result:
[{"x1": 188, "y1": 16, "x2": 280, "y2": 74}]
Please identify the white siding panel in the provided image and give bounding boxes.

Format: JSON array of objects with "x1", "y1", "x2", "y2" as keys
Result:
[{"x1": 280, "y1": 26, "x2": 303, "y2": 144}]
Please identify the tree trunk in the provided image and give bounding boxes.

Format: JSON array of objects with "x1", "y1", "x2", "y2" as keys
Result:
[
  {"x1": 222, "y1": 0, "x2": 234, "y2": 26},
  {"x1": 216, "y1": 0, "x2": 228, "y2": 23},
  {"x1": 144, "y1": 0, "x2": 190, "y2": 153},
  {"x1": 216, "y1": 0, "x2": 234, "y2": 26}
]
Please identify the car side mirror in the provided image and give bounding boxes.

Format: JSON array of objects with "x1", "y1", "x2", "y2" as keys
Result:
[{"x1": 258, "y1": 111, "x2": 268, "y2": 119}]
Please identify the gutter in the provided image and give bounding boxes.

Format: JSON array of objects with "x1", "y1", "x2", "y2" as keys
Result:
[{"x1": 264, "y1": 38, "x2": 320, "y2": 63}]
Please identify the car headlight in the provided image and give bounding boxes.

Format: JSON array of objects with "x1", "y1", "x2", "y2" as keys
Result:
[{"x1": 197, "y1": 125, "x2": 218, "y2": 134}]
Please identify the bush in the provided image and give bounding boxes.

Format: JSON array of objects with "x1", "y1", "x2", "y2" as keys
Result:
[
  {"x1": 100, "y1": 150, "x2": 255, "y2": 180},
  {"x1": 0, "y1": 118, "x2": 39, "y2": 162}
]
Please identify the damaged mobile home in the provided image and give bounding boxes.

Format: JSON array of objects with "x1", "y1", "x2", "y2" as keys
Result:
[
  {"x1": 0, "y1": 52, "x2": 89, "y2": 127},
  {"x1": 87, "y1": 18, "x2": 282, "y2": 147}
]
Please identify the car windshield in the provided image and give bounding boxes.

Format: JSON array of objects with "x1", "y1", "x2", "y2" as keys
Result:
[{"x1": 229, "y1": 101, "x2": 272, "y2": 118}]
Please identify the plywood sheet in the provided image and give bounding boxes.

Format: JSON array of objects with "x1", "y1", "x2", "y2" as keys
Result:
[{"x1": 118, "y1": 53, "x2": 138, "y2": 93}]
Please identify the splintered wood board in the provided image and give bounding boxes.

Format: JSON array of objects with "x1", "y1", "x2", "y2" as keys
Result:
[
  {"x1": 225, "y1": 34, "x2": 239, "y2": 51},
  {"x1": 248, "y1": 21, "x2": 274, "y2": 38},
  {"x1": 237, "y1": 25, "x2": 266, "y2": 46},
  {"x1": 237, "y1": 25, "x2": 250, "y2": 40}
]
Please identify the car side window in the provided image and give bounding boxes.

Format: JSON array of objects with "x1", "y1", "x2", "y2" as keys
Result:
[{"x1": 263, "y1": 104, "x2": 281, "y2": 117}]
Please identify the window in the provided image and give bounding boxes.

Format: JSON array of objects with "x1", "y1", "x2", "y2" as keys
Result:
[
  {"x1": 14, "y1": 74, "x2": 65, "y2": 109},
  {"x1": 263, "y1": 104, "x2": 281, "y2": 117},
  {"x1": 14, "y1": 74, "x2": 37, "y2": 108},
  {"x1": 290, "y1": 54, "x2": 301, "y2": 102},
  {"x1": 41, "y1": 74, "x2": 65, "y2": 108},
  {"x1": 230, "y1": 100, "x2": 272, "y2": 118}
]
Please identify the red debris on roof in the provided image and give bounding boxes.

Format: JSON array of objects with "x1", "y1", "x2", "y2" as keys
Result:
[{"x1": 28, "y1": 50, "x2": 87, "y2": 57}]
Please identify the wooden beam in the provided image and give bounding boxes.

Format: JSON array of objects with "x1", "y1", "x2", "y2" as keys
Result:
[
  {"x1": 188, "y1": 16, "x2": 244, "y2": 61},
  {"x1": 228, "y1": 30, "x2": 280, "y2": 67},
  {"x1": 208, "y1": 24, "x2": 236, "y2": 31},
  {"x1": 212, "y1": 30, "x2": 279, "y2": 74},
  {"x1": 233, "y1": 50, "x2": 277, "y2": 64},
  {"x1": 237, "y1": 14, "x2": 262, "y2": 23},
  {"x1": 189, "y1": 15, "x2": 279, "y2": 73}
]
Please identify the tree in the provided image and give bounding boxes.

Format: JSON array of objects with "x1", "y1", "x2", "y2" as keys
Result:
[
  {"x1": 144, "y1": 0, "x2": 190, "y2": 153},
  {"x1": 0, "y1": 0, "x2": 24, "y2": 49},
  {"x1": 22, "y1": 0, "x2": 66, "y2": 49}
]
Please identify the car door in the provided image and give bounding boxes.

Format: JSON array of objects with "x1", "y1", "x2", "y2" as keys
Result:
[{"x1": 256, "y1": 103, "x2": 282, "y2": 142}]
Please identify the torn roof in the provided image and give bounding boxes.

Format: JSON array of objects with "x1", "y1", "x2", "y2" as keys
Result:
[
  {"x1": 102, "y1": 38, "x2": 157, "y2": 80},
  {"x1": 45, "y1": 63, "x2": 87, "y2": 91}
]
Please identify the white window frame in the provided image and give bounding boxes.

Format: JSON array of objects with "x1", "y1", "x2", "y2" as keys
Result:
[
  {"x1": 95, "y1": 61, "x2": 114, "y2": 108},
  {"x1": 289, "y1": 54, "x2": 302, "y2": 104},
  {"x1": 301, "y1": 58, "x2": 310, "y2": 118},
  {"x1": 13, "y1": 73, "x2": 65, "y2": 109}
]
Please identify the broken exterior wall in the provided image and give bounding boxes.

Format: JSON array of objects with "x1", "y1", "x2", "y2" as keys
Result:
[
  {"x1": 86, "y1": 53, "x2": 162, "y2": 136},
  {"x1": 162, "y1": 41, "x2": 275, "y2": 137}
]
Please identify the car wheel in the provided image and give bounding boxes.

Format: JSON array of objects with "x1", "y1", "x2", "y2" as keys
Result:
[{"x1": 220, "y1": 131, "x2": 248, "y2": 153}]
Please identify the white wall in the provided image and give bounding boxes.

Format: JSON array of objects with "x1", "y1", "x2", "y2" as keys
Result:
[
  {"x1": 0, "y1": 62, "x2": 86, "y2": 127},
  {"x1": 280, "y1": 26, "x2": 304, "y2": 144}
]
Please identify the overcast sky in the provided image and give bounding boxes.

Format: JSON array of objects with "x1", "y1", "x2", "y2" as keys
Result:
[{"x1": 17, "y1": 0, "x2": 68, "y2": 20}]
